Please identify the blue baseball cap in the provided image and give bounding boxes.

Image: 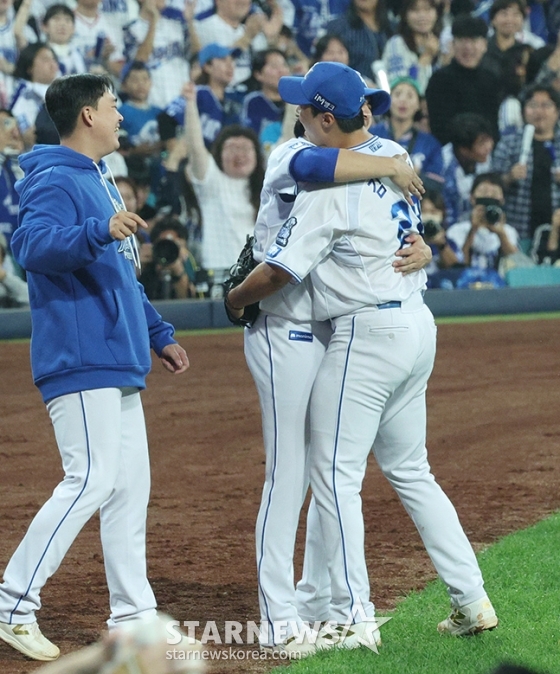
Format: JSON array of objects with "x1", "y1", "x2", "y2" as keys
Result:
[
  {"x1": 278, "y1": 62, "x2": 391, "y2": 119},
  {"x1": 198, "y1": 43, "x2": 236, "y2": 67}
]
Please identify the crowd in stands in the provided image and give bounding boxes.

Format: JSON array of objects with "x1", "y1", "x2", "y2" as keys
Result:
[{"x1": 0, "y1": 0, "x2": 559, "y2": 302}]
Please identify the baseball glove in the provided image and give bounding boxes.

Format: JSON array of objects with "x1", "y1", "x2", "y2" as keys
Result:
[{"x1": 223, "y1": 235, "x2": 261, "y2": 328}]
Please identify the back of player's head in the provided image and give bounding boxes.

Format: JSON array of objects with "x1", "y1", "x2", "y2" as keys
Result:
[
  {"x1": 45, "y1": 74, "x2": 114, "y2": 138},
  {"x1": 279, "y1": 62, "x2": 390, "y2": 120},
  {"x1": 448, "y1": 112, "x2": 493, "y2": 149},
  {"x1": 451, "y1": 14, "x2": 488, "y2": 39},
  {"x1": 43, "y1": 3, "x2": 75, "y2": 23}
]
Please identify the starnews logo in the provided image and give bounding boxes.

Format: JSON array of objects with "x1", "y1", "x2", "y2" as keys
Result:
[{"x1": 165, "y1": 599, "x2": 391, "y2": 660}]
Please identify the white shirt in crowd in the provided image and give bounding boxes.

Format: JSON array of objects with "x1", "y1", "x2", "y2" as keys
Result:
[
  {"x1": 446, "y1": 220, "x2": 519, "y2": 270},
  {"x1": 194, "y1": 14, "x2": 267, "y2": 85},
  {"x1": 188, "y1": 155, "x2": 256, "y2": 274}
]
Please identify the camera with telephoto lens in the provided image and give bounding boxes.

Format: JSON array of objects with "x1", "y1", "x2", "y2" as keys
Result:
[
  {"x1": 423, "y1": 218, "x2": 443, "y2": 239},
  {"x1": 475, "y1": 197, "x2": 503, "y2": 225},
  {"x1": 152, "y1": 238, "x2": 180, "y2": 267}
]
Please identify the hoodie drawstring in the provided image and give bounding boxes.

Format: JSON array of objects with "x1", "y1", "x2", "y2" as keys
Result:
[{"x1": 94, "y1": 161, "x2": 141, "y2": 271}]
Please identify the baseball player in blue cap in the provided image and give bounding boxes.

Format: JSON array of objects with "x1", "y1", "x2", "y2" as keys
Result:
[
  {"x1": 229, "y1": 62, "x2": 435, "y2": 657},
  {"x1": 228, "y1": 61, "x2": 498, "y2": 651}
]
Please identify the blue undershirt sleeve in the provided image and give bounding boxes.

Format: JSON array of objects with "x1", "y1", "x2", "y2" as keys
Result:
[{"x1": 289, "y1": 147, "x2": 339, "y2": 183}]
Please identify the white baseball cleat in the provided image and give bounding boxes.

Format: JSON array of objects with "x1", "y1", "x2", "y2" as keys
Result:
[
  {"x1": 437, "y1": 596, "x2": 498, "y2": 636},
  {"x1": 0, "y1": 620, "x2": 60, "y2": 661},
  {"x1": 261, "y1": 632, "x2": 319, "y2": 659},
  {"x1": 317, "y1": 620, "x2": 382, "y2": 651}
]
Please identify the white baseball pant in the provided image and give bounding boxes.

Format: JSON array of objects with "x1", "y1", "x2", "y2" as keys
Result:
[
  {"x1": 309, "y1": 298, "x2": 486, "y2": 623},
  {"x1": 0, "y1": 388, "x2": 157, "y2": 627}
]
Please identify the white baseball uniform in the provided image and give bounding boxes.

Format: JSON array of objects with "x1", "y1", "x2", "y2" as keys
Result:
[
  {"x1": 246, "y1": 137, "x2": 333, "y2": 647},
  {"x1": 264, "y1": 139, "x2": 487, "y2": 623}
]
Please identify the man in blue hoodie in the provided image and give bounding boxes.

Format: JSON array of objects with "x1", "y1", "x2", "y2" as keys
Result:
[{"x1": 0, "y1": 74, "x2": 190, "y2": 662}]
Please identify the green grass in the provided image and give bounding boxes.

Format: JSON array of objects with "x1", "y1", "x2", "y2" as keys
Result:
[{"x1": 282, "y1": 513, "x2": 560, "y2": 674}]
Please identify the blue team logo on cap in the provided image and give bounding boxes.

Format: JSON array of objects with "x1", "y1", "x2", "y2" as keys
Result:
[{"x1": 276, "y1": 216, "x2": 297, "y2": 247}]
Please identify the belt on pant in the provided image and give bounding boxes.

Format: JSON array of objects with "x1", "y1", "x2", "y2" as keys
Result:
[{"x1": 376, "y1": 301, "x2": 402, "y2": 310}]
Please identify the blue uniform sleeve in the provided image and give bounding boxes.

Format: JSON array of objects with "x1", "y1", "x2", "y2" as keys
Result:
[{"x1": 289, "y1": 147, "x2": 339, "y2": 183}]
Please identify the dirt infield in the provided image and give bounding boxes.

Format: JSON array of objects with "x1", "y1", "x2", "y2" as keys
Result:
[{"x1": 0, "y1": 317, "x2": 559, "y2": 674}]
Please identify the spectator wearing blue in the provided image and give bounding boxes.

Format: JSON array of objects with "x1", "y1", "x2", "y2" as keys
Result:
[
  {"x1": 158, "y1": 44, "x2": 242, "y2": 151},
  {"x1": 289, "y1": 0, "x2": 350, "y2": 56},
  {"x1": 370, "y1": 76, "x2": 443, "y2": 187},
  {"x1": 492, "y1": 84, "x2": 560, "y2": 242},
  {"x1": 442, "y1": 112, "x2": 495, "y2": 226},
  {"x1": 241, "y1": 49, "x2": 289, "y2": 154},
  {"x1": 118, "y1": 61, "x2": 163, "y2": 159},
  {"x1": 382, "y1": 0, "x2": 443, "y2": 95},
  {"x1": 425, "y1": 14, "x2": 501, "y2": 145},
  {"x1": 325, "y1": 0, "x2": 393, "y2": 80}
]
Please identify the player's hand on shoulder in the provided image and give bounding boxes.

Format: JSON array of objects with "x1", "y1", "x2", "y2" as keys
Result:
[
  {"x1": 160, "y1": 343, "x2": 190, "y2": 374},
  {"x1": 393, "y1": 233, "x2": 432, "y2": 275},
  {"x1": 391, "y1": 154, "x2": 424, "y2": 206},
  {"x1": 109, "y1": 211, "x2": 148, "y2": 240}
]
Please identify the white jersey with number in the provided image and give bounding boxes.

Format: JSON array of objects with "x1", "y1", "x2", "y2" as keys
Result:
[
  {"x1": 265, "y1": 135, "x2": 427, "y2": 321},
  {"x1": 253, "y1": 137, "x2": 315, "y2": 321}
]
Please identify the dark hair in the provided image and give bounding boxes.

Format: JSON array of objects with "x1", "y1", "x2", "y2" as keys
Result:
[
  {"x1": 449, "y1": 0, "x2": 475, "y2": 15},
  {"x1": 122, "y1": 60, "x2": 151, "y2": 83},
  {"x1": 448, "y1": 112, "x2": 494, "y2": 149},
  {"x1": 43, "y1": 3, "x2": 74, "y2": 23},
  {"x1": 312, "y1": 34, "x2": 350, "y2": 62},
  {"x1": 150, "y1": 215, "x2": 189, "y2": 243},
  {"x1": 252, "y1": 48, "x2": 286, "y2": 76},
  {"x1": 471, "y1": 171, "x2": 504, "y2": 195},
  {"x1": 114, "y1": 175, "x2": 138, "y2": 197},
  {"x1": 451, "y1": 14, "x2": 488, "y2": 39},
  {"x1": 489, "y1": 0, "x2": 526, "y2": 22},
  {"x1": 423, "y1": 187, "x2": 445, "y2": 212},
  {"x1": 211, "y1": 125, "x2": 264, "y2": 214},
  {"x1": 501, "y1": 42, "x2": 532, "y2": 98},
  {"x1": 13, "y1": 43, "x2": 57, "y2": 81},
  {"x1": 45, "y1": 74, "x2": 114, "y2": 138},
  {"x1": 310, "y1": 105, "x2": 365, "y2": 132},
  {"x1": 522, "y1": 82, "x2": 560, "y2": 110},
  {"x1": 349, "y1": 0, "x2": 392, "y2": 34},
  {"x1": 399, "y1": 0, "x2": 442, "y2": 54}
]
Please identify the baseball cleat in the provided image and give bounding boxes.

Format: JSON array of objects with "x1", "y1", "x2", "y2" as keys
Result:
[
  {"x1": 261, "y1": 633, "x2": 319, "y2": 658},
  {"x1": 317, "y1": 620, "x2": 382, "y2": 650},
  {"x1": 437, "y1": 596, "x2": 498, "y2": 636},
  {"x1": 0, "y1": 620, "x2": 60, "y2": 661}
]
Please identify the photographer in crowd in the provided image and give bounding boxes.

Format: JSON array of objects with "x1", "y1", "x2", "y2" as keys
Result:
[
  {"x1": 421, "y1": 189, "x2": 461, "y2": 287},
  {"x1": 445, "y1": 172, "x2": 519, "y2": 271},
  {"x1": 139, "y1": 216, "x2": 198, "y2": 300}
]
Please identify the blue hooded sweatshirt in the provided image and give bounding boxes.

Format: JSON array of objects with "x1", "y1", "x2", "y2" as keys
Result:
[{"x1": 11, "y1": 145, "x2": 177, "y2": 403}]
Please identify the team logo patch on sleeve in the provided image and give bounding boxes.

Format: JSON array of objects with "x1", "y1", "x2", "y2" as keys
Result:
[
  {"x1": 288, "y1": 330, "x2": 313, "y2": 342},
  {"x1": 276, "y1": 216, "x2": 297, "y2": 247}
]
